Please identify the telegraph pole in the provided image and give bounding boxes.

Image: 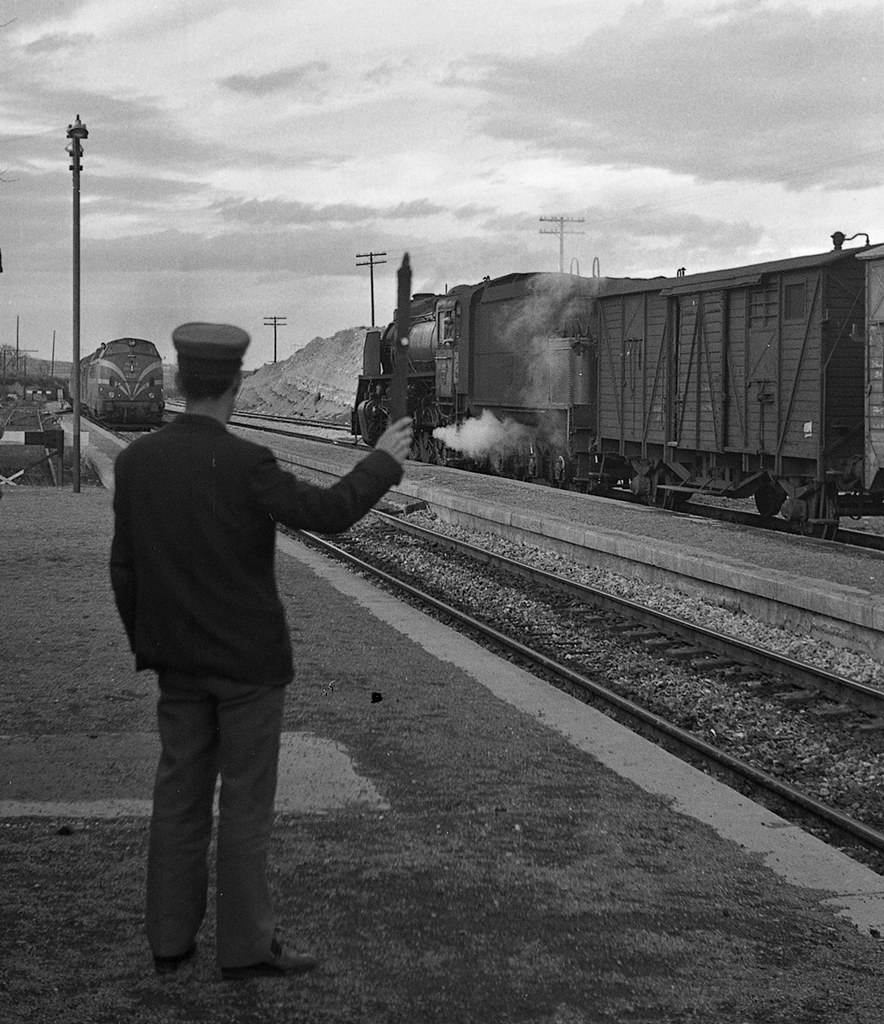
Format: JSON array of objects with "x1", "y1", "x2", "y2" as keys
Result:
[
  {"x1": 539, "y1": 216, "x2": 585, "y2": 273},
  {"x1": 356, "y1": 251, "x2": 387, "y2": 326},
  {"x1": 13, "y1": 317, "x2": 36, "y2": 390},
  {"x1": 21, "y1": 351, "x2": 35, "y2": 392},
  {"x1": 18, "y1": 349, "x2": 36, "y2": 388},
  {"x1": 263, "y1": 316, "x2": 286, "y2": 363}
]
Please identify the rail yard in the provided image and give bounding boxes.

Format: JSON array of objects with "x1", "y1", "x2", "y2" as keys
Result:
[{"x1": 2, "y1": 409, "x2": 884, "y2": 1022}]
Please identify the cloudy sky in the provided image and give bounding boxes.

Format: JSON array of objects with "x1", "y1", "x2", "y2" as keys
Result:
[{"x1": 2, "y1": 0, "x2": 882, "y2": 369}]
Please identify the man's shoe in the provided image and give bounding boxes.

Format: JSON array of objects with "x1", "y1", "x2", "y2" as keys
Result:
[
  {"x1": 154, "y1": 942, "x2": 197, "y2": 975},
  {"x1": 221, "y1": 938, "x2": 318, "y2": 980}
]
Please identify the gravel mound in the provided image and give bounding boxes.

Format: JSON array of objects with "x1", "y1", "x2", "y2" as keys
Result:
[{"x1": 237, "y1": 328, "x2": 366, "y2": 422}]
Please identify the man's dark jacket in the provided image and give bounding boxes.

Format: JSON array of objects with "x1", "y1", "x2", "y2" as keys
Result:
[{"x1": 110, "y1": 413, "x2": 402, "y2": 686}]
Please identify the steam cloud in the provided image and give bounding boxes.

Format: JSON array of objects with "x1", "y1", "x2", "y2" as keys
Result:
[{"x1": 433, "y1": 409, "x2": 534, "y2": 459}]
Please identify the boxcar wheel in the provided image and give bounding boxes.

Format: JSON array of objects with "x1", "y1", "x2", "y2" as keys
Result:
[{"x1": 754, "y1": 479, "x2": 787, "y2": 519}]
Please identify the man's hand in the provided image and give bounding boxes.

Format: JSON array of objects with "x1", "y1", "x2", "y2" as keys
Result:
[{"x1": 374, "y1": 416, "x2": 413, "y2": 465}]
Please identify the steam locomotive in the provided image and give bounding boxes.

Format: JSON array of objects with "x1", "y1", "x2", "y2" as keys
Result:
[
  {"x1": 77, "y1": 337, "x2": 164, "y2": 428},
  {"x1": 352, "y1": 236, "x2": 884, "y2": 536}
]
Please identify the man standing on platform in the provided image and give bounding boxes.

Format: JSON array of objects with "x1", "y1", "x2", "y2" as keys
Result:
[{"x1": 109, "y1": 322, "x2": 411, "y2": 980}]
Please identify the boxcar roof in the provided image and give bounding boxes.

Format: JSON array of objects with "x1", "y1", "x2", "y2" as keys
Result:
[
  {"x1": 857, "y1": 244, "x2": 884, "y2": 261},
  {"x1": 596, "y1": 246, "x2": 873, "y2": 298}
]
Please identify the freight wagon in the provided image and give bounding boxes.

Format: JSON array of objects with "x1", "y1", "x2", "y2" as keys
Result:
[{"x1": 587, "y1": 239, "x2": 873, "y2": 536}]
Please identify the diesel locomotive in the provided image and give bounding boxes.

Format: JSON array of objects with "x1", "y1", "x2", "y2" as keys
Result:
[
  {"x1": 353, "y1": 236, "x2": 884, "y2": 536},
  {"x1": 77, "y1": 337, "x2": 164, "y2": 428}
]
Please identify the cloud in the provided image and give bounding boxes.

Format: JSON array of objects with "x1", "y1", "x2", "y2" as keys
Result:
[
  {"x1": 24, "y1": 31, "x2": 94, "y2": 54},
  {"x1": 221, "y1": 61, "x2": 331, "y2": 98},
  {"x1": 362, "y1": 61, "x2": 397, "y2": 86},
  {"x1": 211, "y1": 196, "x2": 448, "y2": 226},
  {"x1": 461, "y1": 1, "x2": 884, "y2": 190}
]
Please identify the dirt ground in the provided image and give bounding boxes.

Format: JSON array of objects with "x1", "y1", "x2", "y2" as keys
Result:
[{"x1": 2, "y1": 488, "x2": 884, "y2": 1024}]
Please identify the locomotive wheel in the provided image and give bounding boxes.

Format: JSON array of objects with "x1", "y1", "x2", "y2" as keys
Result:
[
  {"x1": 418, "y1": 432, "x2": 436, "y2": 464},
  {"x1": 433, "y1": 438, "x2": 450, "y2": 466},
  {"x1": 361, "y1": 420, "x2": 384, "y2": 448}
]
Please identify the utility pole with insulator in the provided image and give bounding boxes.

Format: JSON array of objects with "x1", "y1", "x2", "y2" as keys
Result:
[
  {"x1": 539, "y1": 216, "x2": 585, "y2": 273},
  {"x1": 263, "y1": 316, "x2": 286, "y2": 363},
  {"x1": 356, "y1": 251, "x2": 387, "y2": 326}
]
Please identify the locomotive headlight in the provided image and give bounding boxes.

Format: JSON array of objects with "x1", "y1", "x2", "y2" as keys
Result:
[{"x1": 108, "y1": 391, "x2": 116, "y2": 399}]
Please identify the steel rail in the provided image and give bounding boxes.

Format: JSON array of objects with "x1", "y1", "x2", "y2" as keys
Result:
[
  {"x1": 165, "y1": 400, "x2": 348, "y2": 433},
  {"x1": 293, "y1": 526, "x2": 884, "y2": 855},
  {"x1": 225, "y1": 416, "x2": 359, "y2": 449},
  {"x1": 230, "y1": 410, "x2": 350, "y2": 431}
]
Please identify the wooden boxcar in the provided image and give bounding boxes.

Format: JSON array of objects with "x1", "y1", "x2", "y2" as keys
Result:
[
  {"x1": 860, "y1": 245, "x2": 884, "y2": 494},
  {"x1": 584, "y1": 245, "x2": 872, "y2": 533}
]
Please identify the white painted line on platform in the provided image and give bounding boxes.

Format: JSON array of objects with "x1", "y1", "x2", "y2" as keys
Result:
[{"x1": 0, "y1": 731, "x2": 387, "y2": 818}]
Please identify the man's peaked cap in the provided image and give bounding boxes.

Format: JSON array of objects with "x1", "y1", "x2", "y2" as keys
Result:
[{"x1": 173, "y1": 322, "x2": 250, "y2": 381}]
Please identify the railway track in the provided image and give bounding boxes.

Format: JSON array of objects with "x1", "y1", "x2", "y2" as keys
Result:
[
  {"x1": 288, "y1": 513, "x2": 884, "y2": 869},
  {"x1": 373, "y1": 511, "x2": 884, "y2": 720},
  {"x1": 0, "y1": 400, "x2": 65, "y2": 486}
]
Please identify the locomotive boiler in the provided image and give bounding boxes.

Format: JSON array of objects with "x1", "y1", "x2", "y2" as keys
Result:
[
  {"x1": 353, "y1": 271, "x2": 617, "y2": 485},
  {"x1": 353, "y1": 236, "x2": 882, "y2": 535},
  {"x1": 77, "y1": 337, "x2": 164, "y2": 428}
]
